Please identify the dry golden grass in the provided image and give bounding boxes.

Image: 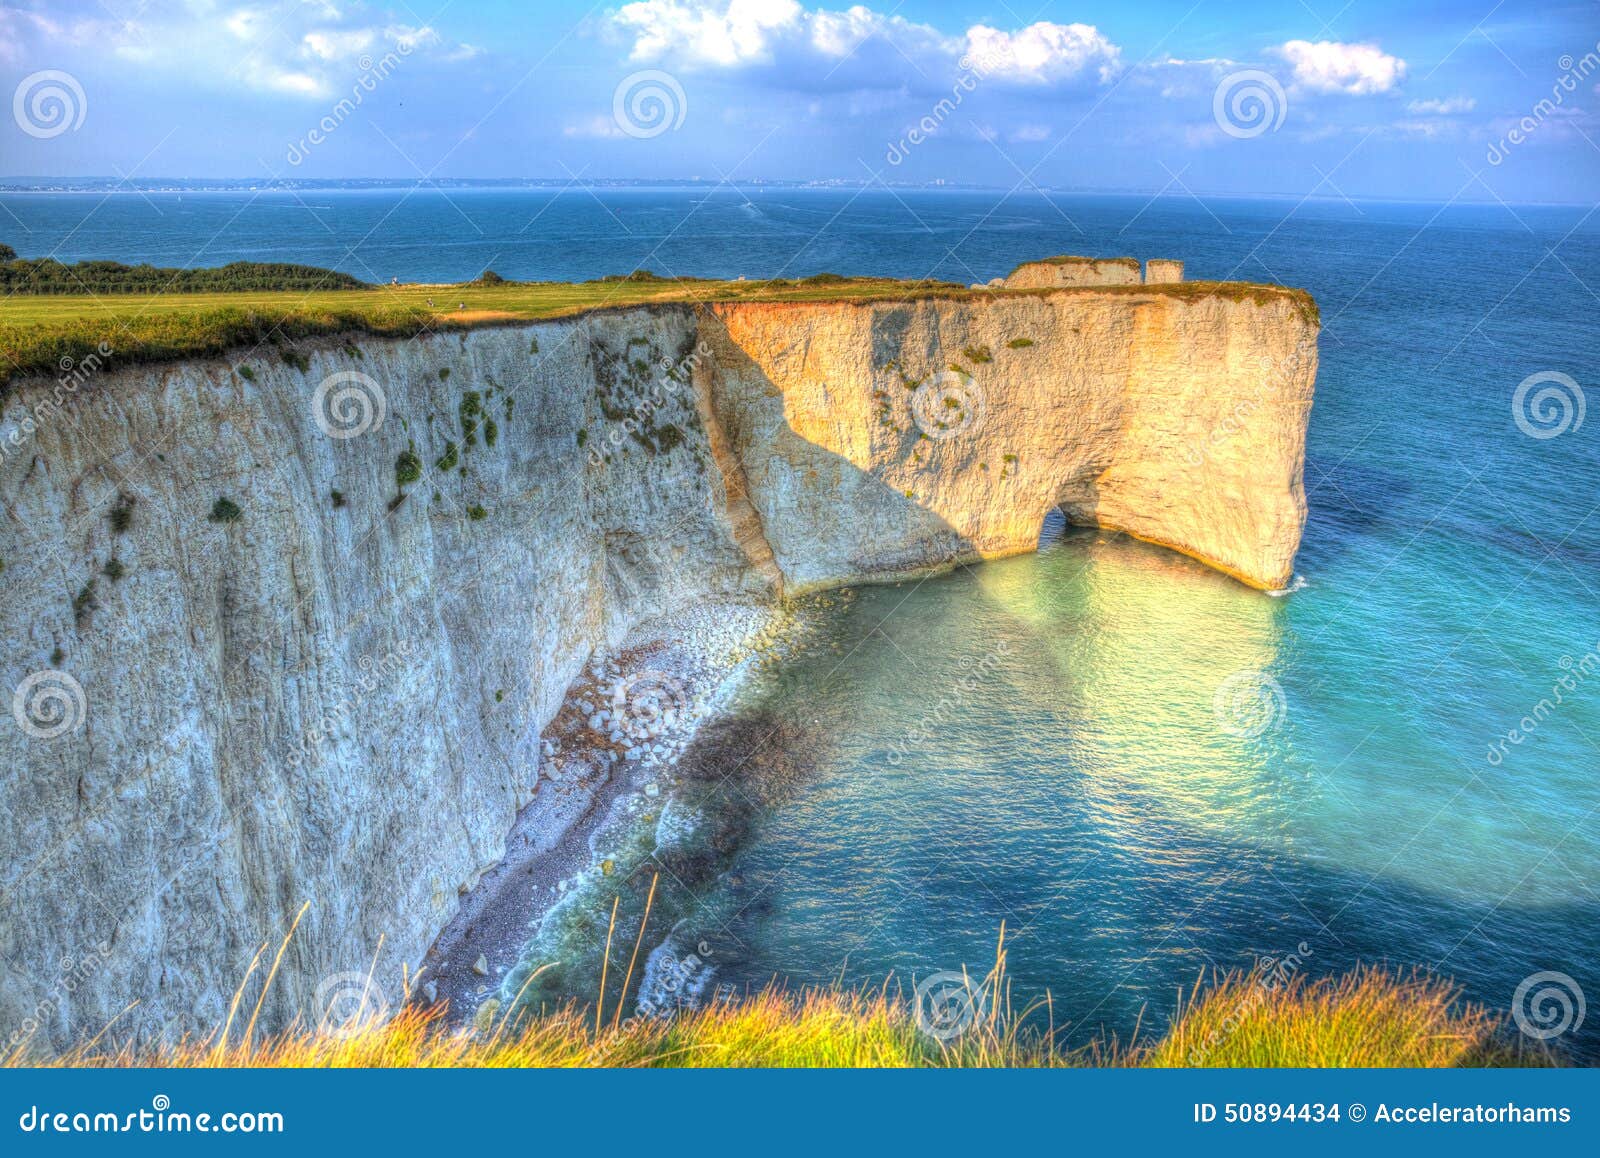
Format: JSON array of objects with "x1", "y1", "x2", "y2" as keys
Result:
[
  {"x1": 3, "y1": 915, "x2": 1547, "y2": 1069},
  {"x1": 1143, "y1": 966, "x2": 1551, "y2": 1068}
]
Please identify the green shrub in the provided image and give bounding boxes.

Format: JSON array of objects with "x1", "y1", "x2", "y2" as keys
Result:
[
  {"x1": 459, "y1": 391, "x2": 482, "y2": 445},
  {"x1": 476, "y1": 270, "x2": 506, "y2": 285},
  {"x1": 467, "y1": 504, "x2": 487, "y2": 521},
  {"x1": 209, "y1": 497, "x2": 242, "y2": 523},
  {"x1": 962, "y1": 344, "x2": 992, "y2": 364},
  {"x1": 102, "y1": 558, "x2": 126, "y2": 581},
  {"x1": 395, "y1": 449, "x2": 423, "y2": 487},
  {"x1": 0, "y1": 258, "x2": 364, "y2": 295},
  {"x1": 330, "y1": 489, "x2": 346, "y2": 509},
  {"x1": 108, "y1": 493, "x2": 136, "y2": 534},
  {"x1": 72, "y1": 580, "x2": 98, "y2": 627},
  {"x1": 483, "y1": 417, "x2": 499, "y2": 449},
  {"x1": 1006, "y1": 337, "x2": 1034, "y2": 349},
  {"x1": 237, "y1": 365, "x2": 255, "y2": 381},
  {"x1": 438, "y1": 368, "x2": 450, "y2": 381},
  {"x1": 576, "y1": 429, "x2": 588, "y2": 447},
  {"x1": 281, "y1": 349, "x2": 310, "y2": 373},
  {"x1": 435, "y1": 441, "x2": 459, "y2": 472}
]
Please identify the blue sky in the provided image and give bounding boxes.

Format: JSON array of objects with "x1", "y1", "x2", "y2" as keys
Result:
[{"x1": 2, "y1": 0, "x2": 1597, "y2": 202}]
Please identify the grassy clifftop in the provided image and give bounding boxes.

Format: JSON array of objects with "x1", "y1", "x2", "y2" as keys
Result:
[
  {"x1": 0, "y1": 271, "x2": 1317, "y2": 394},
  {"x1": 11, "y1": 966, "x2": 1548, "y2": 1069}
]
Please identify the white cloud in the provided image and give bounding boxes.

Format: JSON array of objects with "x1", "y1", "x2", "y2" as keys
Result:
[
  {"x1": 8, "y1": 3, "x2": 473, "y2": 100},
  {"x1": 1275, "y1": 39, "x2": 1406, "y2": 95},
  {"x1": 965, "y1": 22, "x2": 1120, "y2": 85},
  {"x1": 613, "y1": 0, "x2": 806, "y2": 66},
  {"x1": 1406, "y1": 95, "x2": 1475, "y2": 115},
  {"x1": 608, "y1": 2, "x2": 1118, "y2": 88}
]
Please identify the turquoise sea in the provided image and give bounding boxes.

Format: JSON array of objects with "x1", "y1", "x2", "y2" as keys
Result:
[{"x1": 6, "y1": 188, "x2": 1596, "y2": 1058}]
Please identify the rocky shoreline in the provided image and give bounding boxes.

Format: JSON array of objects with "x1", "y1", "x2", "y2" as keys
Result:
[{"x1": 420, "y1": 593, "x2": 801, "y2": 1026}]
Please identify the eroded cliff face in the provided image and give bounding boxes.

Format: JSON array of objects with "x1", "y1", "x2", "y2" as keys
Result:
[
  {"x1": 704, "y1": 290, "x2": 1315, "y2": 592},
  {"x1": 0, "y1": 286, "x2": 1315, "y2": 1046}
]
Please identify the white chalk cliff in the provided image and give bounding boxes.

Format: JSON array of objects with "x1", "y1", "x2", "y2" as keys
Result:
[{"x1": 0, "y1": 281, "x2": 1317, "y2": 1046}]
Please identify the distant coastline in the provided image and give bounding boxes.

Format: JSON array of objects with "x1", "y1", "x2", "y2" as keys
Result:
[{"x1": 0, "y1": 178, "x2": 1583, "y2": 208}]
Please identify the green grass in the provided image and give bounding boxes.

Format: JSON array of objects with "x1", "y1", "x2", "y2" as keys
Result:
[{"x1": 0, "y1": 275, "x2": 1318, "y2": 392}]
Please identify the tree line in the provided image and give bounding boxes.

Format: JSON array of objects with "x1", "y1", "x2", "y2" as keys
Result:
[{"x1": 0, "y1": 251, "x2": 367, "y2": 294}]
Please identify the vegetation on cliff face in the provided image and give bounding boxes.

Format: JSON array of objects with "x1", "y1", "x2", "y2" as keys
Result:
[{"x1": 0, "y1": 272, "x2": 1316, "y2": 393}]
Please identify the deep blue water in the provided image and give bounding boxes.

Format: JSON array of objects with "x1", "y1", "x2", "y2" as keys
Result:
[{"x1": 6, "y1": 188, "x2": 1597, "y2": 1059}]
